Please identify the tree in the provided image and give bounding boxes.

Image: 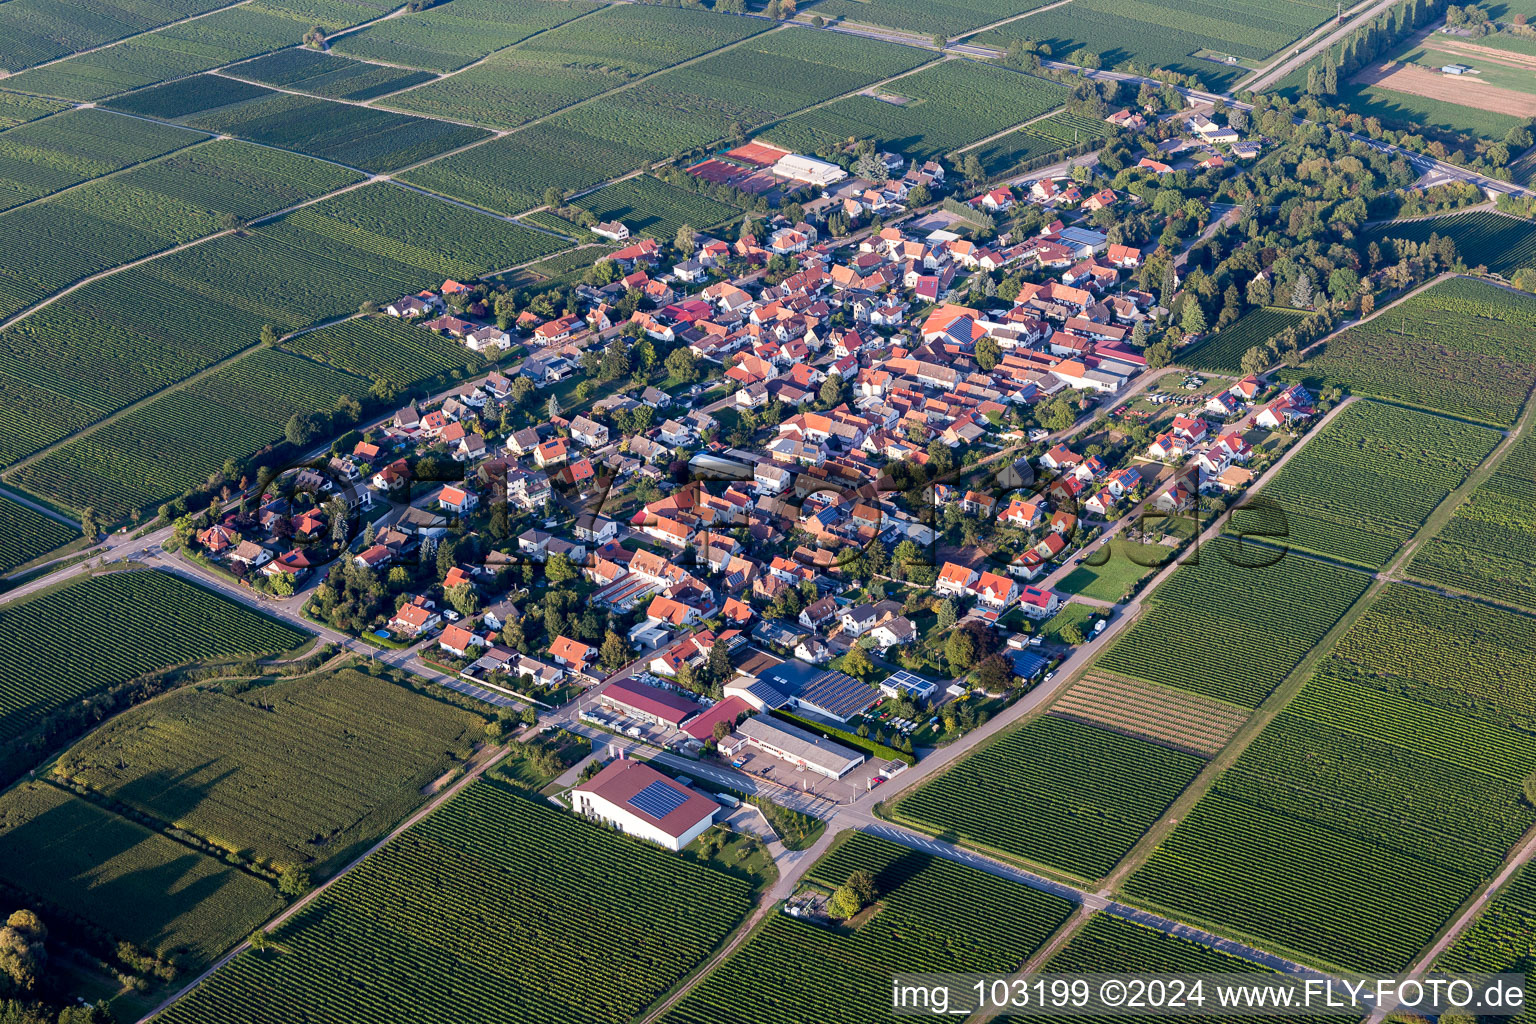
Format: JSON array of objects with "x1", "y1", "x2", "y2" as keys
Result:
[
  {"x1": 665, "y1": 346, "x2": 699, "y2": 384},
  {"x1": 303, "y1": 24, "x2": 325, "y2": 47},
  {"x1": 326, "y1": 496, "x2": 349, "y2": 544},
  {"x1": 0, "y1": 911, "x2": 45, "y2": 995},
  {"x1": 819, "y1": 372, "x2": 844, "y2": 407},
  {"x1": 1240, "y1": 345, "x2": 1270, "y2": 377},
  {"x1": 854, "y1": 149, "x2": 888, "y2": 182},
  {"x1": 945, "y1": 628, "x2": 976, "y2": 672},
  {"x1": 1060, "y1": 622, "x2": 1085, "y2": 645},
  {"x1": 935, "y1": 598, "x2": 957, "y2": 631},
  {"x1": 260, "y1": 324, "x2": 280, "y2": 346},
  {"x1": 80, "y1": 506, "x2": 99, "y2": 540},
  {"x1": 973, "y1": 653, "x2": 1012, "y2": 690},
  {"x1": 600, "y1": 630, "x2": 628, "y2": 672},
  {"x1": 847, "y1": 869, "x2": 879, "y2": 904},
  {"x1": 545, "y1": 551, "x2": 578, "y2": 583},
  {"x1": 546, "y1": 394, "x2": 562, "y2": 420},
  {"x1": 908, "y1": 183, "x2": 930, "y2": 205},
  {"x1": 827, "y1": 884, "x2": 862, "y2": 918},
  {"x1": 285, "y1": 411, "x2": 321, "y2": 446},
  {"x1": 675, "y1": 223, "x2": 696, "y2": 252},
  {"x1": 706, "y1": 634, "x2": 731, "y2": 683},
  {"x1": 843, "y1": 644, "x2": 873, "y2": 679},
  {"x1": 278, "y1": 868, "x2": 311, "y2": 897},
  {"x1": 270, "y1": 572, "x2": 295, "y2": 597},
  {"x1": 962, "y1": 152, "x2": 985, "y2": 184},
  {"x1": 1291, "y1": 273, "x2": 1313, "y2": 307},
  {"x1": 975, "y1": 336, "x2": 1001, "y2": 370},
  {"x1": 1513, "y1": 266, "x2": 1536, "y2": 293},
  {"x1": 1247, "y1": 273, "x2": 1272, "y2": 306},
  {"x1": 542, "y1": 186, "x2": 564, "y2": 209},
  {"x1": 1181, "y1": 297, "x2": 1207, "y2": 334},
  {"x1": 446, "y1": 583, "x2": 480, "y2": 618}
]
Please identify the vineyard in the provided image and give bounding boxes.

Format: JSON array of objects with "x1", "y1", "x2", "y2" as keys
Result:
[
  {"x1": 5, "y1": 0, "x2": 390, "y2": 101},
  {"x1": 1051, "y1": 671, "x2": 1250, "y2": 757},
  {"x1": 0, "y1": 493, "x2": 79, "y2": 575},
  {"x1": 0, "y1": 93, "x2": 70, "y2": 130},
  {"x1": 764, "y1": 60, "x2": 1069, "y2": 161},
  {"x1": 1125, "y1": 583, "x2": 1536, "y2": 972},
  {"x1": 54, "y1": 667, "x2": 483, "y2": 873},
  {"x1": 1409, "y1": 435, "x2": 1536, "y2": 612},
  {"x1": 0, "y1": 782, "x2": 283, "y2": 969},
  {"x1": 0, "y1": 108, "x2": 203, "y2": 214},
  {"x1": 1225, "y1": 401, "x2": 1502, "y2": 569},
  {"x1": 810, "y1": 0, "x2": 1055, "y2": 36},
  {"x1": 890, "y1": 716, "x2": 1205, "y2": 879},
  {"x1": 660, "y1": 832, "x2": 1077, "y2": 1024},
  {"x1": 1181, "y1": 306, "x2": 1307, "y2": 374},
  {"x1": 156, "y1": 781, "x2": 755, "y2": 1024},
  {"x1": 331, "y1": 0, "x2": 605, "y2": 71},
  {"x1": 0, "y1": 570, "x2": 305, "y2": 743},
  {"x1": 1095, "y1": 536, "x2": 1372, "y2": 707},
  {"x1": 1438, "y1": 865, "x2": 1536, "y2": 1019},
  {"x1": 970, "y1": 112, "x2": 1109, "y2": 179},
  {"x1": 282, "y1": 314, "x2": 485, "y2": 393},
  {"x1": 1360, "y1": 211, "x2": 1536, "y2": 276},
  {"x1": 382, "y1": 5, "x2": 768, "y2": 129},
  {"x1": 573, "y1": 174, "x2": 742, "y2": 238},
  {"x1": 0, "y1": 139, "x2": 364, "y2": 321},
  {"x1": 1284, "y1": 277, "x2": 1536, "y2": 426},
  {"x1": 233, "y1": 48, "x2": 437, "y2": 101},
  {"x1": 11, "y1": 348, "x2": 371, "y2": 517},
  {"x1": 0, "y1": 0, "x2": 229, "y2": 71}
]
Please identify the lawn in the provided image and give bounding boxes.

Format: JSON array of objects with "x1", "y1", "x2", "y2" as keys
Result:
[
  {"x1": 571, "y1": 174, "x2": 742, "y2": 239},
  {"x1": 1055, "y1": 539, "x2": 1170, "y2": 602}
]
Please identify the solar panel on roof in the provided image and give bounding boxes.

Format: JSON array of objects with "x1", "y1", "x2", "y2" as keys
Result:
[{"x1": 628, "y1": 780, "x2": 690, "y2": 820}]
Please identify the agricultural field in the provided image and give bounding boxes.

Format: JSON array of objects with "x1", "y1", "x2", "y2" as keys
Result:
[
  {"x1": 0, "y1": 569, "x2": 304, "y2": 745},
  {"x1": 1283, "y1": 277, "x2": 1536, "y2": 427},
  {"x1": 1051, "y1": 671, "x2": 1251, "y2": 757},
  {"x1": 0, "y1": 107, "x2": 204, "y2": 213},
  {"x1": 3, "y1": 0, "x2": 391, "y2": 101},
  {"x1": 108, "y1": 75, "x2": 491, "y2": 172},
  {"x1": 1359, "y1": 210, "x2": 1536, "y2": 277},
  {"x1": 969, "y1": 111, "x2": 1110, "y2": 179},
  {"x1": 808, "y1": 0, "x2": 1055, "y2": 37},
  {"x1": 0, "y1": 92, "x2": 71, "y2": 129},
  {"x1": 660, "y1": 832, "x2": 1077, "y2": 1024},
  {"x1": 890, "y1": 716, "x2": 1204, "y2": 878},
  {"x1": 1054, "y1": 538, "x2": 1170, "y2": 602},
  {"x1": 1095, "y1": 536, "x2": 1372, "y2": 707},
  {"x1": 764, "y1": 59, "x2": 1069, "y2": 161},
  {"x1": 572, "y1": 175, "x2": 742, "y2": 238},
  {"x1": 0, "y1": 0, "x2": 233, "y2": 71},
  {"x1": 156, "y1": 781, "x2": 755, "y2": 1024},
  {"x1": 282, "y1": 315, "x2": 487, "y2": 394},
  {"x1": 0, "y1": 492, "x2": 80, "y2": 575},
  {"x1": 54, "y1": 667, "x2": 484, "y2": 873},
  {"x1": 1225, "y1": 401, "x2": 1502, "y2": 569},
  {"x1": 382, "y1": 5, "x2": 768, "y2": 129},
  {"x1": 331, "y1": 0, "x2": 605, "y2": 71},
  {"x1": 232, "y1": 48, "x2": 437, "y2": 101},
  {"x1": 0, "y1": 782, "x2": 283, "y2": 969},
  {"x1": 523, "y1": 242, "x2": 620, "y2": 277},
  {"x1": 1409, "y1": 435, "x2": 1536, "y2": 613},
  {"x1": 11, "y1": 348, "x2": 370, "y2": 518},
  {"x1": 1341, "y1": 51, "x2": 1529, "y2": 143},
  {"x1": 1125, "y1": 584, "x2": 1536, "y2": 971},
  {"x1": 0, "y1": 139, "x2": 364, "y2": 321},
  {"x1": 1437, "y1": 864, "x2": 1536, "y2": 1018},
  {"x1": 1181, "y1": 306, "x2": 1307, "y2": 374}
]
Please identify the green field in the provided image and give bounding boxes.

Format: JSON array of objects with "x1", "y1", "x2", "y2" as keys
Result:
[
  {"x1": 970, "y1": 111, "x2": 1110, "y2": 178},
  {"x1": 1438, "y1": 864, "x2": 1536, "y2": 1021},
  {"x1": 232, "y1": 48, "x2": 437, "y2": 100},
  {"x1": 382, "y1": 5, "x2": 768, "y2": 129},
  {"x1": 572, "y1": 174, "x2": 742, "y2": 238},
  {"x1": 54, "y1": 667, "x2": 484, "y2": 873},
  {"x1": 0, "y1": 107, "x2": 204, "y2": 213},
  {"x1": 808, "y1": 0, "x2": 1055, "y2": 37},
  {"x1": 660, "y1": 832, "x2": 1076, "y2": 1024},
  {"x1": 1095, "y1": 536, "x2": 1372, "y2": 707},
  {"x1": 0, "y1": 139, "x2": 364, "y2": 321},
  {"x1": 1340, "y1": 68, "x2": 1526, "y2": 143},
  {"x1": 331, "y1": 0, "x2": 605, "y2": 71},
  {"x1": 891, "y1": 716, "x2": 1204, "y2": 878},
  {"x1": 1181, "y1": 306, "x2": 1307, "y2": 374},
  {"x1": 1225, "y1": 401, "x2": 1503, "y2": 569},
  {"x1": 1055, "y1": 539, "x2": 1171, "y2": 602},
  {"x1": 0, "y1": 92, "x2": 71, "y2": 129},
  {"x1": 1126, "y1": 584, "x2": 1536, "y2": 971},
  {"x1": 1409, "y1": 435, "x2": 1536, "y2": 613},
  {"x1": 1283, "y1": 277, "x2": 1536, "y2": 427},
  {"x1": 282, "y1": 314, "x2": 486, "y2": 393},
  {"x1": 0, "y1": 0, "x2": 234, "y2": 71},
  {"x1": 764, "y1": 59, "x2": 1069, "y2": 161},
  {"x1": 0, "y1": 493, "x2": 80, "y2": 575},
  {"x1": 156, "y1": 781, "x2": 756, "y2": 1024},
  {"x1": 3, "y1": 0, "x2": 391, "y2": 100},
  {"x1": 0, "y1": 569, "x2": 305, "y2": 744},
  {"x1": 1359, "y1": 211, "x2": 1536, "y2": 277},
  {"x1": 0, "y1": 782, "x2": 283, "y2": 968}
]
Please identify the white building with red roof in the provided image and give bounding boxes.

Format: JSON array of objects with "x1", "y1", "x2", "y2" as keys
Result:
[{"x1": 571, "y1": 759, "x2": 718, "y2": 851}]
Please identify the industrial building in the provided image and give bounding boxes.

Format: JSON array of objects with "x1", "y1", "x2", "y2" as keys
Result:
[
  {"x1": 571, "y1": 759, "x2": 718, "y2": 851},
  {"x1": 733, "y1": 717, "x2": 865, "y2": 780}
]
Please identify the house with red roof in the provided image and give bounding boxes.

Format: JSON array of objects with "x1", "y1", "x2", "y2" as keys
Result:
[{"x1": 571, "y1": 759, "x2": 717, "y2": 851}]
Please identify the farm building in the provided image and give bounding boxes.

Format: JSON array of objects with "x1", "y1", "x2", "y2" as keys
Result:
[
  {"x1": 571, "y1": 759, "x2": 717, "y2": 852},
  {"x1": 773, "y1": 153, "x2": 847, "y2": 186},
  {"x1": 601, "y1": 677, "x2": 702, "y2": 728},
  {"x1": 733, "y1": 717, "x2": 864, "y2": 780}
]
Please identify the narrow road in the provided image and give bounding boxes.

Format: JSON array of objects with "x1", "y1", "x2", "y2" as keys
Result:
[{"x1": 1243, "y1": 0, "x2": 1402, "y2": 93}]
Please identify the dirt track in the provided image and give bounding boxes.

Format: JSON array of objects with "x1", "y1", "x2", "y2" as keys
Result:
[
  {"x1": 1355, "y1": 61, "x2": 1536, "y2": 117},
  {"x1": 1422, "y1": 33, "x2": 1536, "y2": 72}
]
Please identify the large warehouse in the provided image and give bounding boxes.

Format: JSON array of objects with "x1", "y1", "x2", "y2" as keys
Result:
[
  {"x1": 571, "y1": 759, "x2": 719, "y2": 851},
  {"x1": 734, "y1": 717, "x2": 865, "y2": 780},
  {"x1": 601, "y1": 677, "x2": 702, "y2": 728}
]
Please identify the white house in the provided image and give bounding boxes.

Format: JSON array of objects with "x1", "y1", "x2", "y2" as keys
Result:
[{"x1": 570, "y1": 759, "x2": 717, "y2": 852}]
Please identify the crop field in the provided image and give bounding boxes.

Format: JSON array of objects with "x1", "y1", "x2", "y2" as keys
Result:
[
  {"x1": 0, "y1": 139, "x2": 364, "y2": 321},
  {"x1": 1361, "y1": 211, "x2": 1536, "y2": 277},
  {"x1": 0, "y1": 569, "x2": 304, "y2": 744},
  {"x1": 807, "y1": 0, "x2": 1055, "y2": 37},
  {"x1": 970, "y1": 111, "x2": 1109, "y2": 178},
  {"x1": 382, "y1": 5, "x2": 767, "y2": 129},
  {"x1": 524, "y1": 241, "x2": 619, "y2": 277},
  {"x1": 891, "y1": 717, "x2": 1204, "y2": 879},
  {"x1": 0, "y1": 107, "x2": 204, "y2": 213},
  {"x1": 54, "y1": 667, "x2": 483, "y2": 872},
  {"x1": 1438, "y1": 865, "x2": 1536, "y2": 1015},
  {"x1": 3, "y1": 0, "x2": 391, "y2": 101},
  {"x1": 660, "y1": 832, "x2": 1076, "y2": 1024},
  {"x1": 1182, "y1": 306, "x2": 1307, "y2": 374},
  {"x1": 282, "y1": 315, "x2": 485, "y2": 393},
  {"x1": 0, "y1": 493, "x2": 79, "y2": 575},
  {"x1": 1409, "y1": 436, "x2": 1536, "y2": 613},
  {"x1": 108, "y1": 75, "x2": 491, "y2": 172},
  {"x1": 400, "y1": 30, "x2": 930, "y2": 213},
  {"x1": 573, "y1": 175, "x2": 741, "y2": 238},
  {"x1": 0, "y1": 92, "x2": 71, "y2": 129},
  {"x1": 1341, "y1": 66, "x2": 1527, "y2": 143},
  {"x1": 764, "y1": 59, "x2": 1069, "y2": 161},
  {"x1": 157, "y1": 781, "x2": 755, "y2": 1024},
  {"x1": 1283, "y1": 277, "x2": 1536, "y2": 427},
  {"x1": 1051, "y1": 671, "x2": 1250, "y2": 757},
  {"x1": 0, "y1": 782, "x2": 283, "y2": 968},
  {"x1": 331, "y1": 0, "x2": 605, "y2": 71},
  {"x1": 232, "y1": 48, "x2": 437, "y2": 101},
  {"x1": 11, "y1": 348, "x2": 370, "y2": 517},
  {"x1": 1225, "y1": 401, "x2": 1502, "y2": 569},
  {"x1": 0, "y1": 0, "x2": 232, "y2": 71},
  {"x1": 1096, "y1": 537, "x2": 1372, "y2": 707},
  {"x1": 1125, "y1": 584, "x2": 1536, "y2": 971}
]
